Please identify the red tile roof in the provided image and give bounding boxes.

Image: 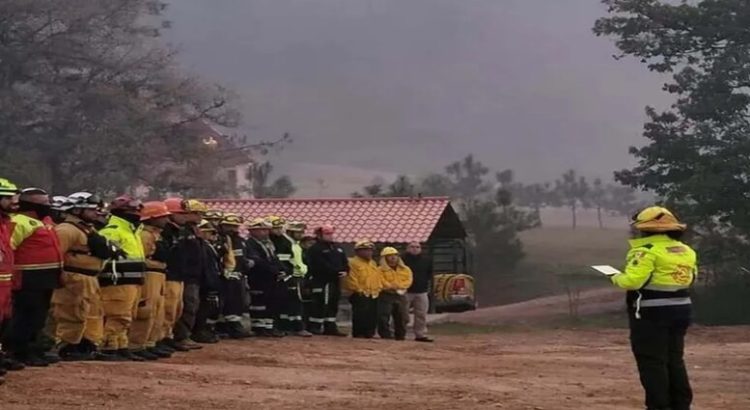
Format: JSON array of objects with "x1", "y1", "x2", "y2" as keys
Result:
[{"x1": 203, "y1": 197, "x2": 458, "y2": 243}]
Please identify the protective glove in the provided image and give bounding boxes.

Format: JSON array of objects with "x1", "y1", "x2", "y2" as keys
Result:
[
  {"x1": 87, "y1": 233, "x2": 122, "y2": 260},
  {"x1": 222, "y1": 269, "x2": 242, "y2": 280},
  {"x1": 111, "y1": 245, "x2": 129, "y2": 261}
]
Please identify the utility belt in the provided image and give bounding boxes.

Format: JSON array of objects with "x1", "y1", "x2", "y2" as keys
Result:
[
  {"x1": 17, "y1": 264, "x2": 63, "y2": 277},
  {"x1": 630, "y1": 287, "x2": 691, "y2": 319},
  {"x1": 64, "y1": 266, "x2": 102, "y2": 277},
  {"x1": 99, "y1": 260, "x2": 146, "y2": 287}
]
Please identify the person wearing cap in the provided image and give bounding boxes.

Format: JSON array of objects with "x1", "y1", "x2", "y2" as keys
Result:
[
  {"x1": 611, "y1": 206, "x2": 697, "y2": 410},
  {"x1": 377, "y1": 247, "x2": 413, "y2": 341},
  {"x1": 345, "y1": 241, "x2": 382, "y2": 339},
  {"x1": 96, "y1": 195, "x2": 147, "y2": 362},
  {"x1": 190, "y1": 220, "x2": 223, "y2": 344},
  {"x1": 0, "y1": 179, "x2": 19, "y2": 379},
  {"x1": 306, "y1": 225, "x2": 349, "y2": 336},
  {"x1": 3, "y1": 188, "x2": 63, "y2": 367},
  {"x1": 268, "y1": 216, "x2": 302, "y2": 336},
  {"x1": 128, "y1": 201, "x2": 173, "y2": 360},
  {"x1": 52, "y1": 192, "x2": 122, "y2": 361},
  {"x1": 160, "y1": 198, "x2": 211, "y2": 351},
  {"x1": 282, "y1": 221, "x2": 311, "y2": 337},
  {"x1": 245, "y1": 218, "x2": 285, "y2": 337},
  {"x1": 215, "y1": 213, "x2": 253, "y2": 339}
]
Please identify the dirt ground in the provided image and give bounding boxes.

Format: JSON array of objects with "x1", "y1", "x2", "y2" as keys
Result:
[{"x1": 2, "y1": 326, "x2": 749, "y2": 410}]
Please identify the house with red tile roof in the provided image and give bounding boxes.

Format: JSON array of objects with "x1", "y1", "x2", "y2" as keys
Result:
[{"x1": 204, "y1": 196, "x2": 470, "y2": 275}]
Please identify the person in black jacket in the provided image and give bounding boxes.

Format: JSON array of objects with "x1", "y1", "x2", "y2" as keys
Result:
[
  {"x1": 402, "y1": 242, "x2": 434, "y2": 343},
  {"x1": 306, "y1": 225, "x2": 348, "y2": 336},
  {"x1": 214, "y1": 214, "x2": 253, "y2": 339},
  {"x1": 190, "y1": 220, "x2": 223, "y2": 344},
  {"x1": 245, "y1": 218, "x2": 285, "y2": 337}
]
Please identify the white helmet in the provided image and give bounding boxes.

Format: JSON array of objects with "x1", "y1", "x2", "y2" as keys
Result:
[
  {"x1": 51, "y1": 196, "x2": 74, "y2": 212},
  {"x1": 67, "y1": 192, "x2": 103, "y2": 210}
]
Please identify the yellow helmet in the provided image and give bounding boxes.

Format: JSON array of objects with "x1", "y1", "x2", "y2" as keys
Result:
[
  {"x1": 198, "y1": 219, "x2": 216, "y2": 232},
  {"x1": 220, "y1": 213, "x2": 244, "y2": 226},
  {"x1": 0, "y1": 178, "x2": 19, "y2": 197},
  {"x1": 266, "y1": 215, "x2": 286, "y2": 228},
  {"x1": 354, "y1": 240, "x2": 375, "y2": 250},
  {"x1": 631, "y1": 206, "x2": 687, "y2": 233},
  {"x1": 380, "y1": 246, "x2": 399, "y2": 257},
  {"x1": 204, "y1": 209, "x2": 225, "y2": 221},
  {"x1": 247, "y1": 217, "x2": 273, "y2": 230},
  {"x1": 184, "y1": 199, "x2": 208, "y2": 214},
  {"x1": 286, "y1": 221, "x2": 307, "y2": 232}
]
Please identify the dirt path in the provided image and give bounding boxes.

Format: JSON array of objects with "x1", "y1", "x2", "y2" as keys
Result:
[
  {"x1": 439, "y1": 288, "x2": 623, "y2": 326},
  {"x1": 2, "y1": 326, "x2": 749, "y2": 410}
]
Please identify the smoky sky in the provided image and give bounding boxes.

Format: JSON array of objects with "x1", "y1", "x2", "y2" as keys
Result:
[{"x1": 165, "y1": 0, "x2": 671, "y2": 191}]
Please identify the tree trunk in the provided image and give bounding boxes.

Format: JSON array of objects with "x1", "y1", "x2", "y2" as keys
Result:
[
  {"x1": 571, "y1": 202, "x2": 577, "y2": 229},
  {"x1": 597, "y1": 206, "x2": 603, "y2": 229}
]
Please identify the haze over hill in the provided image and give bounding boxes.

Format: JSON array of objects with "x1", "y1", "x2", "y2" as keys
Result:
[{"x1": 165, "y1": 0, "x2": 671, "y2": 195}]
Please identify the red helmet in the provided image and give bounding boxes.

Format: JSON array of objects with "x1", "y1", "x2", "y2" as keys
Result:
[
  {"x1": 110, "y1": 195, "x2": 143, "y2": 214},
  {"x1": 140, "y1": 201, "x2": 171, "y2": 221},
  {"x1": 164, "y1": 197, "x2": 186, "y2": 214}
]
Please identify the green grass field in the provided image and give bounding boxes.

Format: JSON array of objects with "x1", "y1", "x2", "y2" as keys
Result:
[{"x1": 476, "y1": 226, "x2": 628, "y2": 306}]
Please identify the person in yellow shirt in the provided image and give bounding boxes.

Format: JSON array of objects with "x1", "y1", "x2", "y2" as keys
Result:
[
  {"x1": 345, "y1": 240, "x2": 382, "y2": 339},
  {"x1": 611, "y1": 207, "x2": 697, "y2": 410},
  {"x1": 377, "y1": 247, "x2": 412, "y2": 341}
]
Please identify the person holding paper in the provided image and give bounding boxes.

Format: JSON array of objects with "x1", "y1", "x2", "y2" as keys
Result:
[{"x1": 610, "y1": 206, "x2": 697, "y2": 410}]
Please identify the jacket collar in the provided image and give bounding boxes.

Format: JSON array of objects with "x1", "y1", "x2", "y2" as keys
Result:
[
  {"x1": 629, "y1": 234, "x2": 670, "y2": 249},
  {"x1": 108, "y1": 214, "x2": 138, "y2": 233}
]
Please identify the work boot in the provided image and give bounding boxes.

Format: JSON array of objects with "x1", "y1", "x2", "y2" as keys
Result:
[
  {"x1": 178, "y1": 339, "x2": 204, "y2": 350},
  {"x1": 58, "y1": 344, "x2": 94, "y2": 362},
  {"x1": 42, "y1": 351, "x2": 62, "y2": 365},
  {"x1": 1, "y1": 356, "x2": 26, "y2": 371},
  {"x1": 415, "y1": 336, "x2": 435, "y2": 343},
  {"x1": 323, "y1": 328, "x2": 347, "y2": 337},
  {"x1": 270, "y1": 329, "x2": 286, "y2": 338},
  {"x1": 118, "y1": 349, "x2": 146, "y2": 362},
  {"x1": 226, "y1": 323, "x2": 253, "y2": 339},
  {"x1": 161, "y1": 338, "x2": 189, "y2": 352},
  {"x1": 94, "y1": 350, "x2": 129, "y2": 362},
  {"x1": 292, "y1": 330, "x2": 313, "y2": 338},
  {"x1": 132, "y1": 349, "x2": 159, "y2": 361},
  {"x1": 148, "y1": 347, "x2": 173, "y2": 359},
  {"x1": 308, "y1": 327, "x2": 323, "y2": 335},
  {"x1": 15, "y1": 353, "x2": 49, "y2": 368},
  {"x1": 191, "y1": 329, "x2": 220, "y2": 344}
]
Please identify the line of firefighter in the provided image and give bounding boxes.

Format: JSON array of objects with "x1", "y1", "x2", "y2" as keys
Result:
[{"x1": 0, "y1": 177, "x2": 433, "y2": 384}]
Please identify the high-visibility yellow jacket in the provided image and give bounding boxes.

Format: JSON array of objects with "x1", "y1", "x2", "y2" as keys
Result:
[
  {"x1": 379, "y1": 258, "x2": 413, "y2": 293},
  {"x1": 612, "y1": 234, "x2": 697, "y2": 318},
  {"x1": 345, "y1": 256, "x2": 383, "y2": 298},
  {"x1": 291, "y1": 239, "x2": 308, "y2": 278},
  {"x1": 99, "y1": 215, "x2": 146, "y2": 286}
]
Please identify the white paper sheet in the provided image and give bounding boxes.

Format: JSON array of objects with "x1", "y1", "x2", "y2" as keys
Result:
[{"x1": 591, "y1": 265, "x2": 621, "y2": 276}]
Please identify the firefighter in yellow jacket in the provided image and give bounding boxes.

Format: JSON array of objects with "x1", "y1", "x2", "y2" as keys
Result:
[
  {"x1": 377, "y1": 247, "x2": 412, "y2": 341},
  {"x1": 52, "y1": 192, "x2": 122, "y2": 361},
  {"x1": 345, "y1": 240, "x2": 382, "y2": 339},
  {"x1": 611, "y1": 207, "x2": 697, "y2": 410},
  {"x1": 128, "y1": 201, "x2": 172, "y2": 360},
  {"x1": 96, "y1": 196, "x2": 147, "y2": 361}
]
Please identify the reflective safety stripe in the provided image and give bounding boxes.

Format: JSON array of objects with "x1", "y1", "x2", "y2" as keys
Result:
[
  {"x1": 206, "y1": 319, "x2": 218, "y2": 325},
  {"x1": 277, "y1": 254, "x2": 292, "y2": 262},
  {"x1": 324, "y1": 317, "x2": 337, "y2": 323},
  {"x1": 284, "y1": 316, "x2": 303, "y2": 321},
  {"x1": 309, "y1": 317, "x2": 325, "y2": 323},
  {"x1": 643, "y1": 284, "x2": 690, "y2": 292},
  {"x1": 249, "y1": 305, "x2": 267, "y2": 311},
  {"x1": 15, "y1": 262, "x2": 63, "y2": 270},
  {"x1": 0, "y1": 273, "x2": 12, "y2": 282},
  {"x1": 279, "y1": 314, "x2": 289, "y2": 319},
  {"x1": 232, "y1": 249, "x2": 244, "y2": 256},
  {"x1": 311, "y1": 288, "x2": 324, "y2": 293},
  {"x1": 639, "y1": 297, "x2": 692, "y2": 308},
  {"x1": 324, "y1": 284, "x2": 330, "y2": 305},
  {"x1": 249, "y1": 290, "x2": 264, "y2": 295},
  {"x1": 224, "y1": 315, "x2": 243, "y2": 322}
]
